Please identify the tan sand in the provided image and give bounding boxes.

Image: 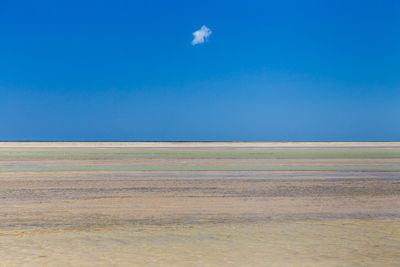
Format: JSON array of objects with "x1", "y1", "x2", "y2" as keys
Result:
[{"x1": 0, "y1": 142, "x2": 399, "y2": 266}]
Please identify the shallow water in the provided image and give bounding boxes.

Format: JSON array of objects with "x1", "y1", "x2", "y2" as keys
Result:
[
  {"x1": 0, "y1": 142, "x2": 399, "y2": 266},
  {"x1": 1, "y1": 220, "x2": 399, "y2": 267}
]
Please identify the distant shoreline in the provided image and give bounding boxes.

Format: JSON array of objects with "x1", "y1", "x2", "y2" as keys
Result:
[{"x1": 1, "y1": 141, "x2": 400, "y2": 148}]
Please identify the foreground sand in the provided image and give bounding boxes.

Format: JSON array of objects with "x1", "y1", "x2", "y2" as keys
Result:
[{"x1": 0, "y1": 142, "x2": 399, "y2": 266}]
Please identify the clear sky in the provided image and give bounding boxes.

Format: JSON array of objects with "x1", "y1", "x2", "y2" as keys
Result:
[{"x1": 0, "y1": 0, "x2": 399, "y2": 141}]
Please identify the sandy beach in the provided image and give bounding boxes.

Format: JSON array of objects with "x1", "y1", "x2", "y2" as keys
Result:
[{"x1": 0, "y1": 142, "x2": 399, "y2": 266}]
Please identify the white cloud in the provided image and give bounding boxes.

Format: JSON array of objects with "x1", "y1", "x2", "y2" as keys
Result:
[{"x1": 191, "y1": 25, "x2": 212, "y2": 45}]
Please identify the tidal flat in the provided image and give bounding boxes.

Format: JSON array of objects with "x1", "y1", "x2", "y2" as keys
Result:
[{"x1": 0, "y1": 142, "x2": 399, "y2": 266}]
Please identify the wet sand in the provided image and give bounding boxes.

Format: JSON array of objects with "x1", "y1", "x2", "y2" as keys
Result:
[{"x1": 0, "y1": 142, "x2": 399, "y2": 266}]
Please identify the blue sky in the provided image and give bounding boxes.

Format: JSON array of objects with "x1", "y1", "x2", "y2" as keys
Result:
[{"x1": 0, "y1": 0, "x2": 399, "y2": 141}]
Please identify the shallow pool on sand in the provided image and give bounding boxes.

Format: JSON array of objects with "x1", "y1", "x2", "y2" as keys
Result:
[{"x1": 0, "y1": 142, "x2": 399, "y2": 266}]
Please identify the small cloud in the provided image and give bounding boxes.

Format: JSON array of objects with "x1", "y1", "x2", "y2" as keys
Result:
[{"x1": 192, "y1": 25, "x2": 212, "y2": 46}]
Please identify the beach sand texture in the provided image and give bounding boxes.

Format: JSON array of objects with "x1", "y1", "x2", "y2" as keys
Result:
[{"x1": 0, "y1": 142, "x2": 399, "y2": 266}]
